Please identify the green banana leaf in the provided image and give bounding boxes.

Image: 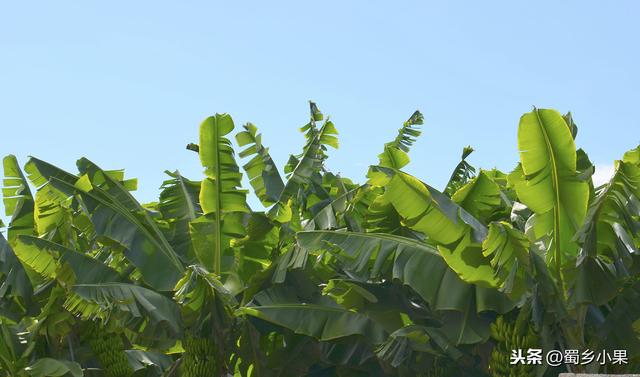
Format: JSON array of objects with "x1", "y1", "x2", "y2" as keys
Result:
[
  {"x1": 76, "y1": 158, "x2": 141, "y2": 210},
  {"x1": 23, "y1": 157, "x2": 81, "y2": 239},
  {"x1": 571, "y1": 157, "x2": 640, "y2": 305},
  {"x1": 481, "y1": 221, "x2": 531, "y2": 300},
  {"x1": 24, "y1": 157, "x2": 79, "y2": 188},
  {"x1": 369, "y1": 167, "x2": 496, "y2": 287},
  {"x1": 594, "y1": 279, "x2": 640, "y2": 358},
  {"x1": 13, "y1": 235, "x2": 181, "y2": 341},
  {"x1": 451, "y1": 170, "x2": 502, "y2": 223},
  {"x1": 376, "y1": 324, "x2": 462, "y2": 368},
  {"x1": 444, "y1": 146, "x2": 475, "y2": 196},
  {"x1": 14, "y1": 236, "x2": 122, "y2": 285},
  {"x1": 159, "y1": 171, "x2": 201, "y2": 221},
  {"x1": 124, "y1": 349, "x2": 174, "y2": 374},
  {"x1": 269, "y1": 104, "x2": 338, "y2": 221},
  {"x1": 196, "y1": 114, "x2": 250, "y2": 274},
  {"x1": 236, "y1": 122, "x2": 285, "y2": 206},
  {"x1": 25, "y1": 358, "x2": 83, "y2": 377},
  {"x1": 238, "y1": 287, "x2": 386, "y2": 344},
  {"x1": 66, "y1": 282, "x2": 182, "y2": 339},
  {"x1": 508, "y1": 108, "x2": 589, "y2": 287},
  {"x1": 377, "y1": 110, "x2": 423, "y2": 170},
  {"x1": 158, "y1": 170, "x2": 201, "y2": 261},
  {"x1": 0, "y1": 232, "x2": 33, "y2": 319},
  {"x1": 297, "y1": 230, "x2": 514, "y2": 344},
  {"x1": 3, "y1": 155, "x2": 35, "y2": 240},
  {"x1": 49, "y1": 177, "x2": 184, "y2": 291},
  {"x1": 304, "y1": 185, "x2": 362, "y2": 231}
]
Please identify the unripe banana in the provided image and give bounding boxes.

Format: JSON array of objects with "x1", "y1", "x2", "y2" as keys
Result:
[
  {"x1": 181, "y1": 334, "x2": 216, "y2": 377},
  {"x1": 488, "y1": 315, "x2": 539, "y2": 377},
  {"x1": 85, "y1": 323, "x2": 133, "y2": 377}
]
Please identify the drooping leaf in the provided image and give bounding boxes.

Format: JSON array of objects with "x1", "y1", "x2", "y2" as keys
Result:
[
  {"x1": 24, "y1": 157, "x2": 79, "y2": 189},
  {"x1": 363, "y1": 194, "x2": 422, "y2": 239},
  {"x1": 451, "y1": 170, "x2": 503, "y2": 223},
  {"x1": 76, "y1": 158, "x2": 151, "y2": 214},
  {"x1": 12, "y1": 236, "x2": 58, "y2": 281},
  {"x1": 0, "y1": 232, "x2": 33, "y2": 318},
  {"x1": 32, "y1": 157, "x2": 185, "y2": 289},
  {"x1": 577, "y1": 158, "x2": 640, "y2": 260},
  {"x1": 48, "y1": 178, "x2": 183, "y2": 291},
  {"x1": 25, "y1": 358, "x2": 83, "y2": 377},
  {"x1": 370, "y1": 167, "x2": 496, "y2": 287},
  {"x1": 124, "y1": 350, "x2": 174, "y2": 373},
  {"x1": 64, "y1": 282, "x2": 182, "y2": 340},
  {"x1": 376, "y1": 325, "x2": 462, "y2": 368},
  {"x1": 15, "y1": 236, "x2": 122, "y2": 285},
  {"x1": 297, "y1": 231, "x2": 513, "y2": 344},
  {"x1": 571, "y1": 157, "x2": 640, "y2": 305},
  {"x1": 238, "y1": 287, "x2": 386, "y2": 343},
  {"x1": 481, "y1": 221, "x2": 530, "y2": 300}
]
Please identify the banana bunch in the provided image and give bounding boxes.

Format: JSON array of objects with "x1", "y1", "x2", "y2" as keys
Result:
[
  {"x1": 181, "y1": 335, "x2": 216, "y2": 377},
  {"x1": 488, "y1": 315, "x2": 538, "y2": 377},
  {"x1": 86, "y1": 324, "x2": 133, "y2": 377}
]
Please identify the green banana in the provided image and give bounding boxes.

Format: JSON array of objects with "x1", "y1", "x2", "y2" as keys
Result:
[
  {"x1": 180, "y1": 334, "x2": 216, "y2": 377},
  {"x1": 488, "y1": 314, "x2": 539, "y2": 377},
  {"x1": 85, "y1": 323, "x2": 133, "y2": 377}
]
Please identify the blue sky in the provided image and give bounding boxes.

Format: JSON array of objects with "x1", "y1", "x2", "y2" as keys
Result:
[{"x1": 1, "y1": 1, "x2": 639, "y2": 218}]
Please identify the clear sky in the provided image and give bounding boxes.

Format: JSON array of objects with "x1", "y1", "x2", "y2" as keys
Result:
[{"x1": 1, "y1": 1, "x2": 639, "y2": 218}]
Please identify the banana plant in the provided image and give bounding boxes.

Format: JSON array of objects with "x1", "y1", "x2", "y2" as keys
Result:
[
  {"x1": 369, "y1": 108, "x2": 640, "y2": 374},
  {"x1": 2, "y1": 103, "x2": 640, "y2": 376},
  {"x1": 2, "y1": 156, "x2": 184, "y2": 377}
]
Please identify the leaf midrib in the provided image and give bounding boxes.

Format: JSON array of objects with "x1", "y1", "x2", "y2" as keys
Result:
[
  {"x1": 213, "y1": 119, "x2": 223, "y2": 275},
  {"x1": 533, "y1": 109, "x2": 563, "y2": 284},
  {"x1": 298, "y1": 230, "x2": 441, "y2": 256}
]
